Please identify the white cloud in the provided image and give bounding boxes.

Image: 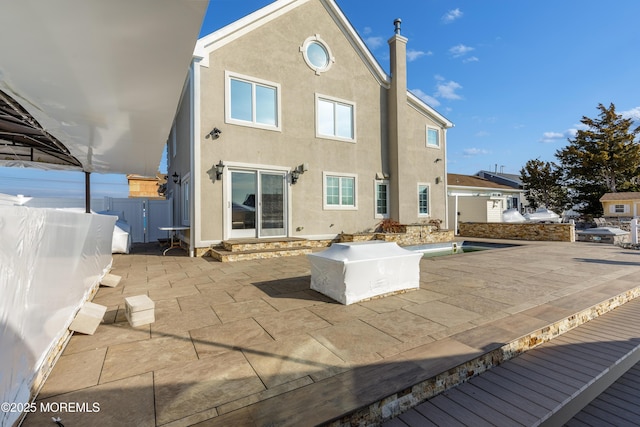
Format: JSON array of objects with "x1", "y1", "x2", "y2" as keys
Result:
[
  {"x1": 622, "y1": 106, "x2": 640, "y2": 122},
  {"x1": 442, "y1": 8, "x2": 463, "y2": 24},
  {"x1": 435, "y1": 80, "x2": 463, "y2": 100},
  {"x1": 463, "y1": 148, "x2": 489, "y2": 157},
  {"x1": 475, "y1": 131, "x2": 490, "y2": 137},
  {"x1": 463, "y1": 56, "x2": 479, "y2": 63},
  {"x1": 363, "y1": 26, "x2": 373, "y2": 35},
  {"x1": 540, "y1": 129, "x2": 578, "y2": 143},
  {"x1": 365, "y1": 36, "x2": 384, "y2": 49},
  {"x1": 407, "y1": 49, "x2": 431, "y2": 62},
  {"x1": 449, "y1": 44, "x2": 474, "y2": 58},
  {"x1": 411, "y1": 88, "x2": 440, "y2": 107}
]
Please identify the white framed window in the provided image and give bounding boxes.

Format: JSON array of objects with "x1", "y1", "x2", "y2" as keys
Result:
[
  {"x1": 300, "y1": 35, "x2": 335, "y2": 74},
  {"x1": 323, "y1": 172, "x2": 357, "y2": 210},
  {"x1": 613, "y1": 204, "x2": 628, "y2": 214},
  {"x1": 181, "y1": 173, "x2": 190, "y2": 226},
  {"x1": 374, "y1": 180, "x2": 389, "y2": 218},
  {"x1": 418, "y1": 183, "x2": 430, "y2": 216},
  {"x1": 426, "y1": 126, "x2": 440, "y2": 148},
  {"x1": 225, "y1": 71, "x2": 281, "y2": 131},
  {"x1": 316, "y1": 94, "x2": 355, "y2": 141}
]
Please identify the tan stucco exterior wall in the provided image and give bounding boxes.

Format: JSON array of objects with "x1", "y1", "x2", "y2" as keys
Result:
[{"x1": 181, "y1": 0, "x2": 449, "y2": 246}]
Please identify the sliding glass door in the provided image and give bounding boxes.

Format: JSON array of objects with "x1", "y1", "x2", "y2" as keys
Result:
[{"x1": 229, "y1": 169, "x2": 286, "y2": 238}]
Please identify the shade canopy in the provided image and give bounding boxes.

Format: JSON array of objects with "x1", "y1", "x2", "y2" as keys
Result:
[{"x1": 0, "y1": 0, "x2": 208, "y2": 175}]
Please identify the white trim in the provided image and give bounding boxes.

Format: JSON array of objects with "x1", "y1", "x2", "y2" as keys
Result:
[
  {"x1": 315, "y1": 93, "x2": 356, "y2": 142},
  {"x1": 408, "y1": 92, "x2": 454, "y2": 129},
  {"x1": 181, "y1": 172, "x2": 191, "y2": 226},
  {"x1": 300, "y1": 34, "x2": 335, "y2": 75},
  {"x1": 225, "y1": 71, "x2": 282, "y2": 132},
  {"x1": 426, "y1": 126, "x2": 440, "y2": 149},
  {"x1": 192, "y1": 60, "x2": 201, "y2": 256},
  {"x1": 374, "y1": 179, "x2": 390, "y2": 219},
  {"x1": 323, "y1": 171, "x2": 358, "y2": 210},
  {"x1": 222, "y1": 161, "x2": 293, "y2": 241},
  {"x1": 195, "y1": 0, "x2": 389, "y2": 87},
  {"x1": 417, "y1": 182, "x2": 430, "y2": 217}
]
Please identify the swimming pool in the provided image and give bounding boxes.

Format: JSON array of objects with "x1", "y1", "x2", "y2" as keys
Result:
[{"x1": 406, "y1": 241, "x2": 516, "y2": 258}]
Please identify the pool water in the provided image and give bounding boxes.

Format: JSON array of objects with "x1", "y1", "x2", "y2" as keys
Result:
[{"x1": 406, "y1": 241, "x2": 515, "y2": 258}]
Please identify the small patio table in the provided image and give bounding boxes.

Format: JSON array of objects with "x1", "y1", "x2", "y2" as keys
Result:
[{"x1": 158, "y1": 226, "x2": 189, "y2": 255}]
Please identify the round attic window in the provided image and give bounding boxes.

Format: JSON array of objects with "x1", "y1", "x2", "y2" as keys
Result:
[
  {"x1": 301, "y1": 35, "x2": 334, "y2": 74},
  {"x1": 307, "y1": 42, "x2": 329, "y2": 68}
]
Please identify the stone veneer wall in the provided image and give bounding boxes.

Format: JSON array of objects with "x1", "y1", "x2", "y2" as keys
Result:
[
  {"x1": 340, "y1": 225, "x2": 454, "y2": 246},
  {"x1": 459, "y1": 222, "x2": 575, "y2": 242}
]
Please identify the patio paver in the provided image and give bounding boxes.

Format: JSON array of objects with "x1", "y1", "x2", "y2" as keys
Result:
[{"x1": 21, "y1": 239, "x2": 640, "y2": 426}]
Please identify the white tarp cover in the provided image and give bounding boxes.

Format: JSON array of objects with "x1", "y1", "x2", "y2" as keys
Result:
[
  {"x1": 0, "y1": 207, "x2": 114, "y2": 427},
  {"x1": 0, "y1": 0, "x2": 208, "y2": 175},
  {"x1": 307, "y1": 241, "x2": 422, "y2": 305}
]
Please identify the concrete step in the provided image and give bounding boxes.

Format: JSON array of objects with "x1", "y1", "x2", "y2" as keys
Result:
[
  {"x1": 210, "y1": 246, "x2": 312, "y2": 262},
  {"x1": 222, "y1": 237, "x2": 310, "y2": 252}
]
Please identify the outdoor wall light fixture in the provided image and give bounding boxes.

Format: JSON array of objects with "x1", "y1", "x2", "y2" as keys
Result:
[
  {"x1": 435, "y1": 176, "x2": 442, "y2": 184},
  {"x1": 215, "y1": 160, "x2": 225, "y2": 180},
  {"x1": 290, "y1": 163, "x2": 308, "y2": 184},
  {"x1": 172, "y1": 172, "x2": 180, "y2": 184},
  {"x1": 434, "y1": 158, "x2": 442, "y2": 163},
  {"x1": 207, "y1": 127, "x2": 222, "y2": 139}
]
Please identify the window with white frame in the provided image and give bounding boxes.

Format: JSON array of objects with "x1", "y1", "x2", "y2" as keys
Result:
[
  {"x1": 181, "y1": 174, "x2": 190, "y2": 226},
  {"x1": 613, "y1": 204, "x2": 627, "y2": 214},
  {"x1": 375, "y1": 180, "x2": 389, "y2": 218},
  {"x1": 418, "y1": 183, "x2": 430, "y2": 216},
  {"x1": 426, "y1": 127, "x2": 440, "y2": 148},
  {"x1": 324, "y1": 172, "x2": 357, "y2": 209},
  {"x1": 316, "y1": 94, "x2": 355, "y2": 141},
  {"x1": 226, "y1": 71, "x2": 280, "y2": 130}
]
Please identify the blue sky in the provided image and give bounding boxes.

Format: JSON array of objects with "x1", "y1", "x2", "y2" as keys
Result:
[{"x1": 2, "y1": 0, "x2": 639, "y2": 197}]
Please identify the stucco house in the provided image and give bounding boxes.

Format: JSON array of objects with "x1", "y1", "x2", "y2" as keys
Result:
[
  {"x1": 447, "y1": 173, "x2": 526, "y2": 234},
  {"x1": 167, "y1": 0, "x2": 453, "y2": 257}
]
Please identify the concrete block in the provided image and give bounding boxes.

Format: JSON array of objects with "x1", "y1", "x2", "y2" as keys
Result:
[
  {"x1": 125, "y1": 295, "x2": 155, "y2": 327},
  {"x1": 101, "y1": 273, "x2": 122, "y2": 288},
  {"x1": 69, "y1": 302, "x2": 108, "y2": 335}
]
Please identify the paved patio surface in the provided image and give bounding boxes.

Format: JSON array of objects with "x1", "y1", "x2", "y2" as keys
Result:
[{"x1": 22, "y1": 239, "x2": 640, "y2": 426}]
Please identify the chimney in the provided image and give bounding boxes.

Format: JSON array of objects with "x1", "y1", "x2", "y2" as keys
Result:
[{"x1": 388, "y1": 18, "x2": 408, "y2": 221}]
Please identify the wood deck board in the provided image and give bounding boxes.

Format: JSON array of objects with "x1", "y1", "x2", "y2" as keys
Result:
[
  {"x1": 477, "y1": 370, "x2": 559, "y2": 411},
  {"x1": 516, "y1": 351, "x2": 601, "y2": 383},
  {"x1": 413, "y1": 401, "x2": 466, "y2": 427},
  {"x1": 488, "y1": 364, "x2": 570, "y2": 404},
  {"x1": 459, "y1": 382, "x2": 540, "y2": 425},
  {"x1": 426, "y1": 394, "x2": 496, "y2": 427},
  {"x1": 551, "y1": 334, "x2": 632, "y2": 361},
  {"x1": 466, "y1": 375, "x2": 550, "y2": 419},
  {"x1": 533, "y1": 340, "x2": 620, "y2": 369},
  {"x1": 384, "y1": 300, "x2": 640, "y2": 427},
  {"x1": 397, "y1": 409, "x2": 436, "y2": 427},
  {"x1": 441, "y1": 387, "x2": 523, "y2": 426},
  {"x1": 505, "y1": 356, "x2": 586, "y2": 392}
]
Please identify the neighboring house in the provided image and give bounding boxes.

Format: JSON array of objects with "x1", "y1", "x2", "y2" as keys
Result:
[
  {"x1": 167, "y1": 0, "x2": 453, "y2": 256},
  {"x1": 447, "y1": 173, "x2": 526, "y2": 234},
  {"x1": 126, "y1": 174, "x2": 167, "y2": 199},
  {"x1": 475, "y1": 170, "x2": 524, "y2": 190},
  {"x1": 600, "y1": 192, "x2": 640, "y2": 219}
]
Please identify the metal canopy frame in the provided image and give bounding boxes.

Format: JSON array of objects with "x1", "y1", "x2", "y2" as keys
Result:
[{"x1": 0, "y1": 89, "x2": 82, "y2": 168}]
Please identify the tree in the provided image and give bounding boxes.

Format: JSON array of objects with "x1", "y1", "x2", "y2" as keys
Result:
[
  {"x1": 520, "y1": 159, "x2": 569, "y2": 213},
  {"x1": 556, "y1": 103, "x2": 640, "y2": 216}
]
